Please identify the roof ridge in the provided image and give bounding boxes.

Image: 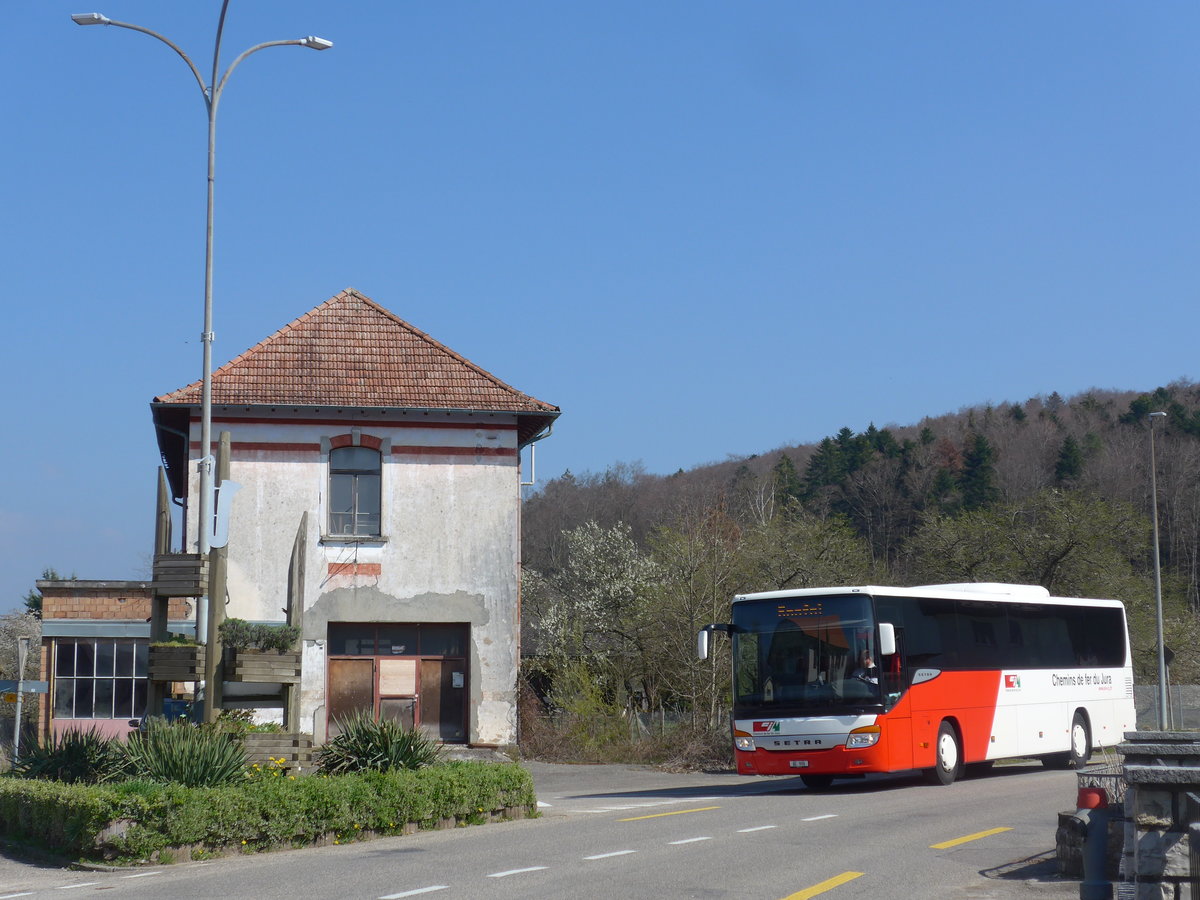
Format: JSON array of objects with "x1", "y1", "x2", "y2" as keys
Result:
[{"x1": 151, "y1": 288, "x2": 559, "y2": 417}]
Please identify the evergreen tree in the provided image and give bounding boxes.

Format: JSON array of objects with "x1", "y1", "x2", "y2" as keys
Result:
[
  {"x1": 771, "y1": 453, "x2": 804, "y2": 509},
  {"x1": 959, "y1": 433, "x2": 1000, "y2": 511},
  {"x1": 803, "y1": 437, "x2": 843, "y2": 494},
  {"x1": 22, "y1": 568, "x2": 71, "y2": 619},
  {"x1": 1054, "y1": 436, "x2": 1084, "y2": 486}
]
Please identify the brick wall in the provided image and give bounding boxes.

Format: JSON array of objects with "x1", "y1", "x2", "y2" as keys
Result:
[{"x1": 38, "y1": 581, "x2": 191, "y2": 621}]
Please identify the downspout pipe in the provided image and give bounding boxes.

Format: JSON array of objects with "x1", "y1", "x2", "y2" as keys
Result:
[{"x1": 520, "y1": 423, "x2": 554, "y2": 488}]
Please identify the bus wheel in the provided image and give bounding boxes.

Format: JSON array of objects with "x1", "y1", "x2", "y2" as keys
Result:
[
  {"x1": 930, "y1": 721, "x2": 961, "y2": 786},
  {"x1": 801, "y1": 774, "x2": 834, "y2": 791},
  {"x1": 1069, "y1": 713, "x2": 1091, "y2": 768}
]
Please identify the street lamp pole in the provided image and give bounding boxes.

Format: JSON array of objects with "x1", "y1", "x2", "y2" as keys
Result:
[
  {"x1": 72, "y1": 5, "x2": 330, "y2": 720},
  {"x1": 1148, "y1": 410, "x2": 1168, "y2": 730}
]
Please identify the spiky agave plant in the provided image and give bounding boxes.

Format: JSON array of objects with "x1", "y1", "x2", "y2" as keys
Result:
[
  {"x1": 12, "y1": 727, "x2": 123, "y2": 784},
  {"x1": 114, "y1": 718, "x2": 247, "y2": 787},
  {"x1": 316, "y1": 710, "x2": 442, "y2": 775}
]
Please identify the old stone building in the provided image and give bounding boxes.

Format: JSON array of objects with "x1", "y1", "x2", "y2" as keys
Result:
[{"x1": 145, "y1": 288, "x2": 558, "y2": 746}]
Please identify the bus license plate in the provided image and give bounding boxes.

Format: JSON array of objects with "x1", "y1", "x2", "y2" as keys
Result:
[{"x1": 789, "y1": 760, "x2": 809, "y2": 768}]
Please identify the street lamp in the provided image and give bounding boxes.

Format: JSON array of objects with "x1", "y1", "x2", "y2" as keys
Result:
[
  {"x1": 1148, "y1": 410, "x2": 1168, "y2": 730},
  {"x1": 72, "y1": 4, "x2": 331, "y2": 719}
]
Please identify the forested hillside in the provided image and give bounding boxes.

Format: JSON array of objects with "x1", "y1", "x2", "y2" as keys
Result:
[{"x1": 521, "y1": 381, "x2": 1200, "y2": 732}]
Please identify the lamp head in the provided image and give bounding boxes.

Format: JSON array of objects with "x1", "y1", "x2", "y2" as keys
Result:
[
  {"x1": 300, "y1": 36, "x2": 333, "y2": 50},
  {"x1": 71, "y1": 12, "x2": 111, "y2": 25}
]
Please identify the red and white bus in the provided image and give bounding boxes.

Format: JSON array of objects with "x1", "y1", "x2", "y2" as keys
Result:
[{"x1": 697, "y1": 583, "x2": 1136, "y2": 787}]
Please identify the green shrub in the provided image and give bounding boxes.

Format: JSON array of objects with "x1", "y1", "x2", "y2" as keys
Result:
[
  {"x1": 113, "y1": 719, "x2": 247, "y2": 788},
  {"x1": 152, "y1": 633, "x2": 197, "y2": 646},
  {"x1": 0, "y1": 762, "x2": 536, "y2": 862},
  {"x1": 217, "y1": 617, "x2": 255, "y2": 651},
  {"x1": 0, "y1": 778, "x2": 146, "y2": 858},
  {"x1": 218, "y1": 618, "x2": 301, "y2": 653},
  {"x1": 12, "y1": 728, "x2": 123, "y2": 785},
  {"x1": 257, "y1": 624, "x2": 301, "y2": 653},
  {"x1": 207, "y1": 710, "x2": 284, "y2": 736},
  {"x1": 315, "y1": 711, "x2": 442, "y2": 775}
]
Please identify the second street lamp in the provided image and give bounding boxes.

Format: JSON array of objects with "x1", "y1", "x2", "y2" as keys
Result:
[
  {"x1": 72, "y1": 3, "x2": 331, "y2": 722},
  {"x1": 1148, "y1": 410, "x2": 1168, "y2": 729}
]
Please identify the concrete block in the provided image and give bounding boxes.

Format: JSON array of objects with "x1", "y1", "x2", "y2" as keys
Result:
[
  {"x1": 1127, "y1": 766, "x2": 1200, "y2": 787},
  {"x1": 1135, "y1": 830, "x2": 1190, "y2": 878},
  {"x1": 1133, "y1": 882, "x2": 1176, "y2": 900},
  {"x1": 1136, "y1": 789, "x2": 1176, "y2": 826}
]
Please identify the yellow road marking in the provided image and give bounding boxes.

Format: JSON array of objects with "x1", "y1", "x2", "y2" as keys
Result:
[
  {"x1": 618, "y1": 805, "x2": 721, "y2": 821},
  {"x1": 931, "y1": 826, "x2": 1012, "y2": 849},
  {"x1": 780, "y1": 871, "x2": 865, "y2": 900}
]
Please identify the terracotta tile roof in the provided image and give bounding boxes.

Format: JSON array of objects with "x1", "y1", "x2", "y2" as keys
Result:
[{"x1": 153, "y1": 288, "x2": 560, "y2": 418}]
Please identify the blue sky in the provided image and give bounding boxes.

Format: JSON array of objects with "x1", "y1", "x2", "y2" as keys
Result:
[{"x1": 2, "y1": 2, "x2": 1197, "y2": 611}]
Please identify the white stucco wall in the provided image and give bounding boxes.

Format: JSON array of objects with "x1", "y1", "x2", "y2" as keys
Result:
[{"x1": 185, "y1": 412, "x2": 523, "y2": 745}]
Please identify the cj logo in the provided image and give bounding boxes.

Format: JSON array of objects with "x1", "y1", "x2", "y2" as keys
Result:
[
  {"x1": 1005, "y1": 674, "x2": 1021, "y2": 689},
  {"x1": 752, "y1": 720, "x2": 781, "y2": 734}
]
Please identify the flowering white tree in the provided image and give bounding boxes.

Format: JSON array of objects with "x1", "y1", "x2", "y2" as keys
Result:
[{"x1": 524, "y1": 520, "x2": 659, "y2": 708}]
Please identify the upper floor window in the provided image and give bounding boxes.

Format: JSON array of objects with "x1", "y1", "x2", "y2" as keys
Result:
[{"x1": 330, "y1": 446, "x2": 381, "y2": 536}]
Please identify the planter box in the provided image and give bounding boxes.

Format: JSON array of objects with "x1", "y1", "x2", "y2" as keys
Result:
[
  {"x1": 152, "y1": 553, "x2": 209, "y2": 597},
  {"x1": 148, "y1": 644, "x2": 205, "y2": 681},
  {"x1": 225, "y1": 649, "x2": 302, "y2": 684}
]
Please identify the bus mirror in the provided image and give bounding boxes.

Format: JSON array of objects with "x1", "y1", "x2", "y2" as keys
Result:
[
  {"x1": 697, "y1": 628, "x2": 709, "y2": 660},
  {"x1": 879, "y1": 622, "x2": 896, "y2": 656}
]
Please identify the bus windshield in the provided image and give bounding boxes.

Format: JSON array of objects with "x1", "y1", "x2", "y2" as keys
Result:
[{"x1": 732, "y1": 594, "x2": 883, "y2": 713}]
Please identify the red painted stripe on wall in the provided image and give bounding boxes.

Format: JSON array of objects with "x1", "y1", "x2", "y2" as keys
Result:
[
  {"x1": 189, "y1": 442, "x2": 517, "y2": 457},
  {"x1": 390, "y1": 446, "x2": 517, "y2": 458},
  {"x1": 327, "y1": 563, "x2": 382, "y2": 577},
  {"x1": 205, "y1": 415, "x2": 518, "y2": 431}
]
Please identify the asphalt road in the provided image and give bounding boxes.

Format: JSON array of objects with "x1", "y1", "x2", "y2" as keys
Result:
[{"x1": 0, "y1": 761, "x2": 1085, "y2": 899}]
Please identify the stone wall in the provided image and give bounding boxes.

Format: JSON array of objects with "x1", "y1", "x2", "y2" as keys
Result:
[{"x1": 1120, "y1": 731, "x2": 1200, "y2": 898}]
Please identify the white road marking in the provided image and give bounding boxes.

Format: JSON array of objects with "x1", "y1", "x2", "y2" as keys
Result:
[
  {"x1": 583, "y1": 850, "x2": 638, "y2": 860},
  {"x1": 537, "y1": 801, "x2": 552, "y2": 807},
  {"x1": 57, "y1": 885, "x2": 101, "y2": 891},
  {"x1": 0, "y1": 892, "x2": 35, "y2": 899},
  {"x1": 487, "y1": 866, "x2": 549, "y2": 878},
  {"x1": 585, "y1": 806, "x2": 664, "y2": 813},
  {"x1": 802, "y1": 814, "x2": 838, "y2": 821},
  {"x1": 378, "y1": 887, "x2": 449, "y2": 899},
  {"x1": 563, "y1": 796, "x2": 723, "y2": 814},
  {"x1": 122, "y1": 872, "x2": 162, "y2": 878},
  {"x1": 669, "y1": 836, "x2": 712, "y2": 845},
  {"x1": 737, "y1": 825, "x2": 777, "y2": 832}
]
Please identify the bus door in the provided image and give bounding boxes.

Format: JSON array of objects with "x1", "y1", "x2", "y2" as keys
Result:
[{"x1": 879, "y1": 623, "x2": 913, "y2": 771}]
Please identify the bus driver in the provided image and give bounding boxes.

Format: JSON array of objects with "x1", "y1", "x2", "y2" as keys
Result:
[{"x1": 852, "y1": 649, "x2": 878, "y2": 684}]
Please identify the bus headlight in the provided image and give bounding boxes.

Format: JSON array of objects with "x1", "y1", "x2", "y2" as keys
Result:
[
  {"x1": 846, "y1": 725, "x2": 881, "y2": 748},
  {"x1": 735, "y1": 736, "x2": 756, "y2": 751}
]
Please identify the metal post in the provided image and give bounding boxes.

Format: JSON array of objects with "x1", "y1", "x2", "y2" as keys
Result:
[
  {"x1": 1149, "y1": 411, "x2": 1168, "y2": 730},
  {"x1": 13, "y1": 637, "x2": 29, "y2": 762}
]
